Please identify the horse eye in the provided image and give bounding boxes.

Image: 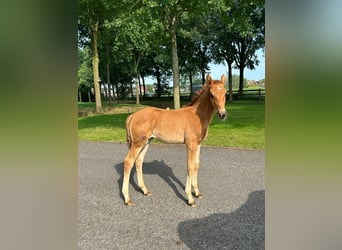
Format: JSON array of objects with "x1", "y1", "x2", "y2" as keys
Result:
[{"x1": 210, "y1": 93, "x2": 214, "y2": 99}]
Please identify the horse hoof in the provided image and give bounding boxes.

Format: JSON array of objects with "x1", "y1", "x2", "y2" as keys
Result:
[
  {"x1": 124, "y1": 200, "x2": 133, "y2": 206},
  {"x1": 188, "y1": 201, "x2": 197, "y2": 207},
  {"x1": 195, "y1": 193, "x2": 203, "y2": 199},
  {"x1": 144, "y1": 191, "x2": 152, "y2": 197}
]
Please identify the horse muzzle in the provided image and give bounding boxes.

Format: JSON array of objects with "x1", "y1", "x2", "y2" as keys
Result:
[{"x1": 217, "y1": 110, "x2": 227, "y2": 120}]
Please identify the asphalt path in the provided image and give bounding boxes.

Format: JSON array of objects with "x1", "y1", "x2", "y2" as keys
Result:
[{"x1": 78, "y1": 141, "x2": 265, "y2": 249}]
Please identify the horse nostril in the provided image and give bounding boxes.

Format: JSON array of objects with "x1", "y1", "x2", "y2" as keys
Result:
[{"x1": 218, "y1": 111, "x2": 227, "y2": 120}]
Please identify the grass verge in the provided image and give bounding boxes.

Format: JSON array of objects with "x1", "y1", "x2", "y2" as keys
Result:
[{"x1": 78, "y1": 100, "x2": 264, "y2": 149}]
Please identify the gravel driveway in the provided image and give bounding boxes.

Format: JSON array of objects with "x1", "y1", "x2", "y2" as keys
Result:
[{"x1": 78, "y1": 141, "x2": 264, "y2": 249}]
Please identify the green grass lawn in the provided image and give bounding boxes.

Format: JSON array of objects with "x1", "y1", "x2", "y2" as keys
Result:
[
  {"x1": 78, "y1": 100, "x2": 264, "y2": 149},
  {"x1": 204, "y1": 101, "x2": 264, "y2": 149}
]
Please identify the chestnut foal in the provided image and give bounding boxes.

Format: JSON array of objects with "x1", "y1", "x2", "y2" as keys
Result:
[{"x1": 122, "y1": 74, "x2": 227, "y2": 207}]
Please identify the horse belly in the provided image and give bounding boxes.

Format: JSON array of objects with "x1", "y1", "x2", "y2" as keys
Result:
[
  {"x1": 153, "y1": 126, "x2": 185, "y2": 144},
  {"x1": 152, "y1": 116, "x2": 187, "y2": 144}
]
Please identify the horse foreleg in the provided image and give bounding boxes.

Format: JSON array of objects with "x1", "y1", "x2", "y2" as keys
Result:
[
  {"x1": 185, "y1": 143, "x2": 198, "y2": 207},
  {"x1": 135, "y1": 144, "x2": 151, "y2": 197},
  {"x1": 192, "y1": 145, "x2": 202, "y2": 199}
]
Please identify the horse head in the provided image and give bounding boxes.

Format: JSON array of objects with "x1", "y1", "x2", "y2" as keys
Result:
[{"x1": 206, "y1": 74, "x2": 227, "y2": 120}]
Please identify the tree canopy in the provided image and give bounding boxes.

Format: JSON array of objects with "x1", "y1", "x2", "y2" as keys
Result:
[{"x1": 78, "y1": 0, "x2": 265, "y2": 107}]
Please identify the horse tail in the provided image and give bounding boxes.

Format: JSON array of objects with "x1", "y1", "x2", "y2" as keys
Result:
[{"x1": 125, "y1": 114, "x2": 133, "y2": 149}]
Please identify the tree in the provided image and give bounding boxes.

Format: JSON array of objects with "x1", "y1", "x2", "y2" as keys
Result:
[
  {"x1": 209, "y1": 10, "x2": 236, "y2": 102},
  {"x1": 154, "y1": 0, "x2": 226, "y2": 108},
  {"x1": 78, "y1": 0, "x2": 109, "y2": 113},
  {"x1": 112, "y1": 2, "x2": 163, "y2": 104},
  {"x1": 78, "y1": 47, "x2": 93, "y2": 102},
  {"x1": 177, "y1": 34, "x2": 199, "y2": 98},
  {"x1": 232, "y1": 74, "x2": 247, "y2": 89},
  {"x1": 209, "y1": 0, "x2": 264, "y2": 100},
  {"x1": 99, "y1": 27, "x2": 116, "y2": 105},
  {"x1": 178, "y1": 12, "x2": 212, "y2": 92},
  {"x1": 79, "y1": 0, "x2": 129, "y2": 111},
  {"x1": 231, "y1": 0, "x2": 265, "y2": 98},
  {"x1": 141, "y1": 44, "x2": 172, "y2": 100},
  {"x1": 157, "y1": 0, "x2": 186, "y2": 109}
]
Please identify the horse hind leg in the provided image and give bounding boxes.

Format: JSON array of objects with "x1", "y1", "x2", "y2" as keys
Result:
[
  {"x1": 135, "y1": 143, "x2": 152, "y2": 197},
  {"x1": 122, "y1": 144, "x2": 145, "y2": 206}
]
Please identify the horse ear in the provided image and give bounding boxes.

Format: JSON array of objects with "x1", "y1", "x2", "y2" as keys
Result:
[
  {"x1": 206, "y1": 74, "x2": 212, "y2": 84},
  {"x1": 221, "y1": 74, "x2": 226, "y2": 84}
]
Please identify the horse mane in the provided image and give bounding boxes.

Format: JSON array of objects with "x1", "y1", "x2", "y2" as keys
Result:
[{"x1": 184, "y1": 84, "x2": 209, "y2": 107}]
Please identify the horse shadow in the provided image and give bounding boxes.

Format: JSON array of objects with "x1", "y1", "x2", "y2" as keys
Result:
[
  {"x1": 114, "y1": 160, "x2": 187, "y2": 204},
  {"x1": 177, "y1": 190, "x2": 265, "y2": 249}
]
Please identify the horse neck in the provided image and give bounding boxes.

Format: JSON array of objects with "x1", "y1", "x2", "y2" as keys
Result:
[{"x1": 192, "y1": 87, "x2": 215, "y2": 125}]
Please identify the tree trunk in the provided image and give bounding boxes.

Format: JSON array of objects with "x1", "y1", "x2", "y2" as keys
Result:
[
  {"x1": 170, "y1": 24, "x2": 180, "y2": 109},
  {"x1": 239, "y1": 66, "x2": 244, "y2": 99},
  {"x1": 227, "y1": 62, "x2": 233, "y2": 102},
  {"x1": 114, "y1": 83, "x2": 119, "y2": 101},
  {"x1": 111, "y1": 82, "x2": 115, "y2": 101},
  {"x1": 138, "y1": 74, "x2": 142, "y2": 98},
  {"x1": 134, "y1": 63, "x2": 140, "y2": 105},
  {"x1": 91, "y1": 21, "x2": 103, "y2": 113},
  {"x1": 129, "y1": 82, "x2": 133, "y2": 100},
  {"x1": 108, "y1": 81, "x2": 113, "y2": 101},
  {"x1": 189, "y1": 71, "x2": 193, "y2": 99},
  {"x1": 142, "y1": 75, "x2": 146, "y2": 97},
  {"x1": 201, "y1": 69, "x2": 206, "y2": 85},
  {"x1": 135, "y1": 77, "x2": 139, "y2": 104},
  {"x1": 88, "y1": 89, "x2": 91, "y2": 102},
  {"x1": 79, "y1": 91, "x2": 82, "y2": 102},
  {"x1": 105, "y1": 42, "x2": 112, "y2": 106},
  {"x1": 199, "y1": 46, "x2": 206, "y2": 85},
  {"x1": 102, "y1": 82, "x2": 108, "y2": 101},
  {"x1": 156, "y1": 67, "x2": 162, "y2": 101}
]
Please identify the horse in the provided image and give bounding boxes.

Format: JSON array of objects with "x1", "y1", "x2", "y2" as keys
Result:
[{"x1": 122, "y1": 74, "x2": 227, "y2": 207}]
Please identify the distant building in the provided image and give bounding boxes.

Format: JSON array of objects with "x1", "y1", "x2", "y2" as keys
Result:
[{"x1": 247, "y1": 79, "x2": 265, "y2": 87}]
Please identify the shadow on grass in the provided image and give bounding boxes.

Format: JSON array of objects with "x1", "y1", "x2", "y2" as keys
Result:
[
  {"x1": 114, "y1": 160, "x2": 187, "y2": 204},
  {"x1": 177, "y1": 190, "x2": 265, "y2": 249}
]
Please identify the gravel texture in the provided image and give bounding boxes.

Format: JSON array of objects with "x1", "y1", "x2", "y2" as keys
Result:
[{"x1": 78, "y1": 141, "x2": 264, "y2": 249}]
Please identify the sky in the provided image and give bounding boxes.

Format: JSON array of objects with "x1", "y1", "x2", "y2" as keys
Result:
[{"x1": 208, "y1": 49, "x2": 265, "y2": 81}]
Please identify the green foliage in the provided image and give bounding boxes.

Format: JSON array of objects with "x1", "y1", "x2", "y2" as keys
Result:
[
  {"x1": 78, "y1": 47, "x2": 92, "y2": 88},
  {"x1": 209, "y1": 0, "x2": 265, "y2": 94},
  {"x1": 78, "y1": 0, "x2": 116, "y2": 45},
  {"x1": 230, "y1": 0, "x2": 265, "y2": 69},
  {"x1": 177, "y1": 11, "x2": 214, "y2": 82},
  {"x1": 78, "y1": 0, "x2": 265, "y2": 106},
  {"x1": 115, "y1": 5, "x2": 162, "y2": 57}
]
